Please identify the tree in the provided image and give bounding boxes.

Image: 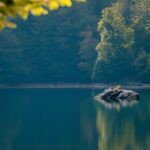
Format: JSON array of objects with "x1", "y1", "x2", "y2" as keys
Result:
[
  {"x1": 78, "y1": 27, "x2": 98, "y2": 81},
  {"x1": 93, "y1": 0, "x2": 150, "y2": 83}
]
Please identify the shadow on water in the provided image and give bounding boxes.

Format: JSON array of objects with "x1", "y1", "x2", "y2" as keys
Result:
[
  {"x1": 94, "y1": 89, "x2": 150, "y2": 150},
  {"x1": 0, "y1": 89, "x2": 150, "y2": 150}
]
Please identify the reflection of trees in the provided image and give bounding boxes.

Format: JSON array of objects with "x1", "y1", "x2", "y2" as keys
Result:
[
  {"x1": 0, "y1": 89, "x2": 29, "y2": 150},
  {"x1": 1, "y1": 89, "x2": 150, "y2": 150},
  {"x1": 95, "y1": 91, "x2": 150, "y2": 150},
  {"x1": 0, "y1": 89, "x2": 97, "y2": 150},
  {"x1": 79, "y1": 97, "x2": 98, "y2": 150}
]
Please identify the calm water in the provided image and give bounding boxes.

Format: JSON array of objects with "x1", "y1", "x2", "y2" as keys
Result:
[{"x1": 0, "y1": 88, "x2": 150, "y2": 150}]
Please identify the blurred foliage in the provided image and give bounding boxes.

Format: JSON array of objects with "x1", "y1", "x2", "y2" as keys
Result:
[{"x1": 0, "y1": 0, "x2": 85, "y2": 30}]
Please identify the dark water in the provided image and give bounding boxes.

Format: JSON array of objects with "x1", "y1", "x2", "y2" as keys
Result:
[{"x1": 0, "y1": 89, "x2": 150, "y2": 150}]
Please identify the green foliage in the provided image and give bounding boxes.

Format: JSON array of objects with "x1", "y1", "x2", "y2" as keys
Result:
[
  {"x1": 2, "y1": 0, "x2": 150, "y2": 84},
  {"x1": 96, "y1": 1, "x2": 134, "y2": 59},
  {"x1": 93, "y1": 0, "x2": 150, "y2": 83}
]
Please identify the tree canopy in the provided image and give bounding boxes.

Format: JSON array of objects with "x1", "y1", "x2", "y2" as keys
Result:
[{"x1": 93, "y1": 0, "x2": 150, "y2": 83}]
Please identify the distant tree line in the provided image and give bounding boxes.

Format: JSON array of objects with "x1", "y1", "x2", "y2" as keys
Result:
[
  {"x1": 0, "y1": 0, "x2": 150, "y2": 84},
  {"x1": 0, "y1": 0, "x2": 102, "y2": 84}
]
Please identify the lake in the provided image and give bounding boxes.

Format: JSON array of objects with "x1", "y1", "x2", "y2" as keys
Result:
[{"x1": 0, "y1": 88, "x2": 150, "y2": 150}]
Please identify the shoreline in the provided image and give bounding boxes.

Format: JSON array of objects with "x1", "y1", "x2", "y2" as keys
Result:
[{"x1": 0, "y1": 83, "x2": 150, "y2": 89}]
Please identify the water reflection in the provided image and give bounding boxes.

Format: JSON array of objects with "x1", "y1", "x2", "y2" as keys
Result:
[
  {"x1": 0, "y1": 89, "x2": 29, "y2": 150},
  {"x1": 79, "y1": 98, "x2": 98, "y2": 150},
  {"x1": 0, "y1": 89, "x2": 150, "y2": 150},
  {"x1": 0, "y1": 89, "x2": 97, "y2": 150},
  {"x1": 95, "y1": 98, "x2": 139, "y2": 111},
  {"x1": 95, "y1": 90, "x2": 150, "y2": 150}
]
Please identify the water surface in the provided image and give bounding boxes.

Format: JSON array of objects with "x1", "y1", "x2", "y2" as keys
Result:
[{"x1": 0, "y1": 89, "x2": 150, "y2": 150}]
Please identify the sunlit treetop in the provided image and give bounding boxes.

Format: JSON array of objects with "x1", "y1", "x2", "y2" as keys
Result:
[{"x1": 0, "y1": 0, "x2": 86, "y2": 30}]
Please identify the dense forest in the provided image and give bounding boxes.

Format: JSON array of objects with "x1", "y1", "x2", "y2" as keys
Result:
[
  {"x1": 0, "y1": 0, "x2": 150, "y2": 84},
  {"x1": 94, "y1": 0, "x2": 150, "y2": 83}
]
